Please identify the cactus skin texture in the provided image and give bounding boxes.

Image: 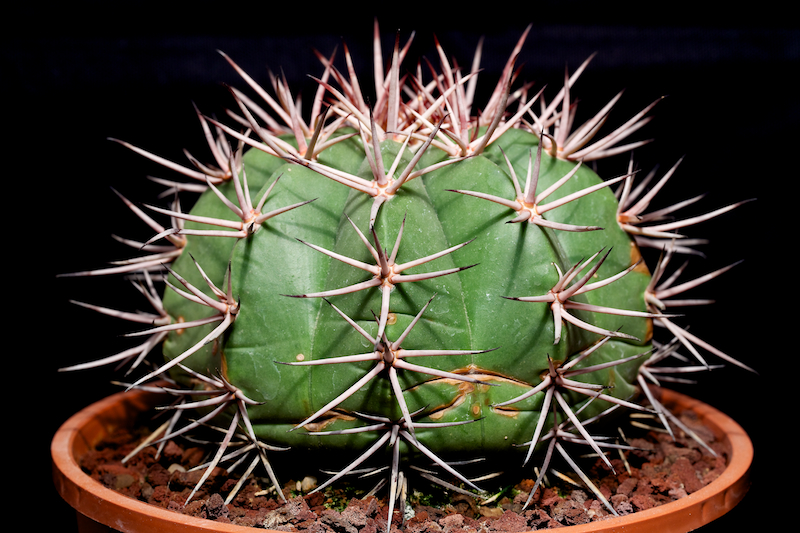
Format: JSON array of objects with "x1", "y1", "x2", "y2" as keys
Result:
[
  {"x1": 162, "y1": 129, "x2": 651, "y2": 451},
  {"x1": 62, "y1": 24, "x2": 753, "y2": 515}
]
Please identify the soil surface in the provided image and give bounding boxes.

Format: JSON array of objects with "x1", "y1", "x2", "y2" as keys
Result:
[{"x1": 80, "y1": 410, "x2": 728, "y2": 531}]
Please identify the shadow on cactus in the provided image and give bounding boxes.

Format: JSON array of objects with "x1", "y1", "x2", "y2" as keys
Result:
[{"x1": 60, "y1": 22, "x2": 754, "y2": 526}]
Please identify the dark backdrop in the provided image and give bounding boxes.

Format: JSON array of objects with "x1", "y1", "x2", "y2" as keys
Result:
[{"x1": 8, "y1": 2, "x2": 795, "y2": 531}]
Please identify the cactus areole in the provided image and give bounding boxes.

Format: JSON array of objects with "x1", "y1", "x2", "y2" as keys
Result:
[{"x1": 63, "y1": 24, "x2": 752, "y2": 515}]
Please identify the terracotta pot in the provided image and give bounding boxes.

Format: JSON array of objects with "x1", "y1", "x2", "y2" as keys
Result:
[{"x1": 52, "y1": 386, "x2": 752, "y2": 533}]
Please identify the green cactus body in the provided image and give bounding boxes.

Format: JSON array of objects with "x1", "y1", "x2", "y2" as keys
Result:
[{"x1": 159, "y1": 123, "x2": 653, "y2": 458}]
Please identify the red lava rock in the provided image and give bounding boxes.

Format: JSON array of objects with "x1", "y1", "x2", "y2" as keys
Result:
[
  {"x1": 488, "y1": 510, "x2": 528, "y2": 532},
  {"x1": 671, "y1": 456, "x2": 704, "y2": 493},
  {"x1": 181, "y1": 446, "x2": 206, "y2": 468},
  {"x1": 320, "y1": 508, "x2": 360, "y2": 533},
  {"x1": 145, "y1": 463, "x2": 171, "y2": 487},
  {"x1": 161, "y1": 440, "x2": 184, "y2": 461},
  {"x1": 616, "y1": 476, "x2": 638, "y2": 497},
  {"x1": 538, "y1": 487, "x2": 562, "y2": 509},
  {"x1": 551, "y1": 495, "x2": 591, "y2": 526},
  {"x1": 205, "y1": 493, "x2": 231, "y2": 522},
  {"x1": 610, "y1": 494, "x2": 634, "y2": 515},
  {"x1": 438, "y1": 513, "x2": 474, "y2": 533},
  {"x1": 342, "y1": 497, "x2": 379, "y2": 528},
  {"x1": 630, "y1": 493, "x2": 657, "y2": 511},
  {"x1": 525, "y1": 508, "x2": 561, "y2": 530}
]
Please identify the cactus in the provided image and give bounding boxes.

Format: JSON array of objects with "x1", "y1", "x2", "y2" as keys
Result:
[{"x1": 61, "y1": 23, "x2": 752, "y2": 523}]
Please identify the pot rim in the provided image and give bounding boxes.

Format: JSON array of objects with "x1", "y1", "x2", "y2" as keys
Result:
[{"x1": 52, "y1": 386, "x2": 752, "y2": 533}]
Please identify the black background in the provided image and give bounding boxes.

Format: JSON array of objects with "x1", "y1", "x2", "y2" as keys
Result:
[{"x1": 8, "y1": 2, "x2": 795, "y2": 531}]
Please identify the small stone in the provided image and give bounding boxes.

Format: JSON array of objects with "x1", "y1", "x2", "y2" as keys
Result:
[
  {"x1": 300, "y1": 476, "x2": 318, "y2": 492},
  {"x1": 479, "y1": 506, "x2": 504, "y2": 519},
  {"x1": 115, "y1": 473, "x2": 136, "y2": 489}
]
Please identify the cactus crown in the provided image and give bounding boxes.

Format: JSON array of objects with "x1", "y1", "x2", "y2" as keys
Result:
[{"x1": 61, "y1": 21, "x2": 753, "y2": 525}]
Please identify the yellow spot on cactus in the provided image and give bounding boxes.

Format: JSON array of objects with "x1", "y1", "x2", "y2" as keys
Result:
[
  {"x1": 631, "y1": 242, "x2": 651, "y2": 275},
  {"x1": 175, "y1": 316, "x2": 185, "y2": 336}
]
